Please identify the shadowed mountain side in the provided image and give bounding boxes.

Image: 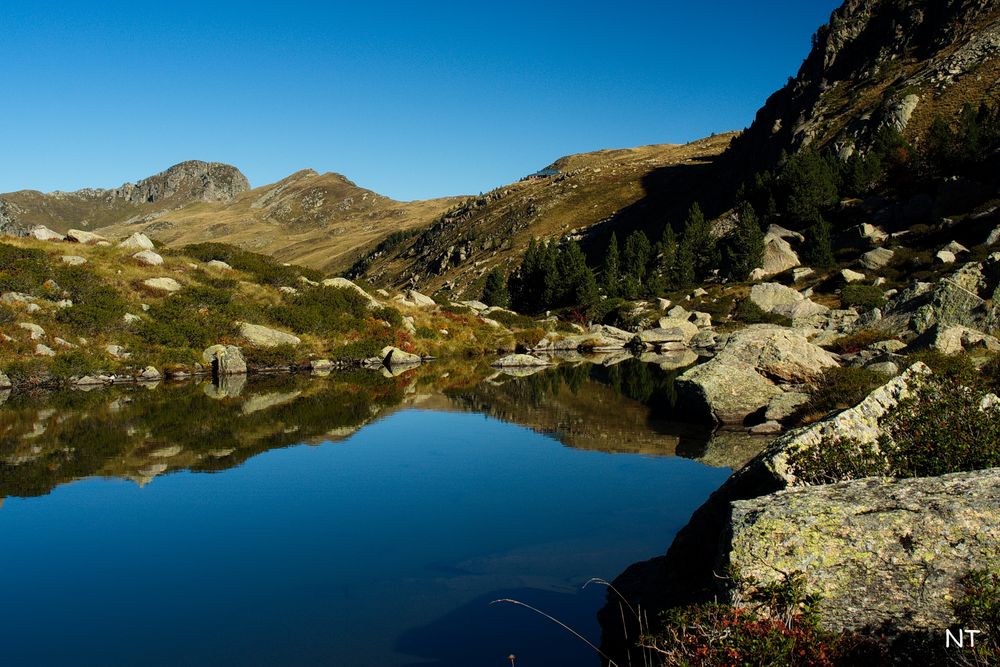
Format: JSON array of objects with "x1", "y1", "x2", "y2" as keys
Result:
[{"x1": 356, "y1": 134, "x2": 737, "y2": 299}]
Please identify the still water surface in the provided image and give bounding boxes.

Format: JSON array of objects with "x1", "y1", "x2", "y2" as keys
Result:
[{"x1": 0, "y1": 361, "x2": 733, "y2": 666}]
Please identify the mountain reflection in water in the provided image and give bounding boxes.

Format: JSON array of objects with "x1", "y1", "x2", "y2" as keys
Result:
[{"x1": 0, "y1": 358, "x2": 761, "y2": 501}]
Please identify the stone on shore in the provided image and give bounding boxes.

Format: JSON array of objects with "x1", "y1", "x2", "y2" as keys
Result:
[{"x1": 238, "y1": 322, "x2": 301, "y2": 347}]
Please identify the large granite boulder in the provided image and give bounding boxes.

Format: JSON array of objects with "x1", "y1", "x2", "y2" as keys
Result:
[
  {"x1": 676, "y1": 358, "x2": 783, "y2": 424},
  {"x1": 238, "y1": 322, "x2": 301, "y2": 347},
  {"x1": 66, "y1": 229, "x2": 108, "y2": 245},
  {"x1": 724, "y1": 468, "x2": 1000, "y2": 632},
  {"x1": 29, "y1": 225, "x2": 64, "y2": 241},
  {"x1": 676, "y1": 326, "x2": 837, "y2": 424},
  {"x1": 858, "y1": 255, "x2": 1000, "y2": 340},
  {"x1": 492, "y1": 353, "x2": 551, "y2": 368},
  {"x1": 117, "y1": 232, "x2": 155, "y2": 251},
  {"x1": 202, "y1": 345, "x2": 247, "y2": 376},
  {"x1": 381, "y1": 346, "x2": 421, "y2": 367}
]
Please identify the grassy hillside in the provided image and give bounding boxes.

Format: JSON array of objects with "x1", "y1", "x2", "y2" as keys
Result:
[
  {"x1": 96, "y1": 169, "x2": 463, "y2": 274},
  {"x1": 0, "y1": 236, "x2": 519, "y2": 387}
]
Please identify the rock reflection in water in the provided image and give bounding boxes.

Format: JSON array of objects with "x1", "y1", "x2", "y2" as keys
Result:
[{"x1": 0, "y1": 356, "x2": 765, "y2": 502}]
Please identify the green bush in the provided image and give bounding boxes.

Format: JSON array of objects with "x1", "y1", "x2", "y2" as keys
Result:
[
  {"x1": 49, "y1": 349, "x2": 109, "y2": 379},
  {"x1": 952, "y1": 569, "x2": 1000, "y2": 663},
  {"x1": 242, "y1": 344, "x2": 301, "y2": 369},
  {"x1": 137, "y1": 287, "x2": 243, "y2": 349},
  {"x1": 54, "y1": 273, "x2": 129, "y2": 335},
  {"x1": 790, "y1": 376, "x2": 1000, "y2": 482},
  {"x1": 732, "y1": 298, "x2": 792, "y2": 325},
  {"x1": 801, "y1": 366, "x2": 884, "y2": 420},
  {"x1": 269, "y1": 285, "x2": 371, "y2": 335},
  {"x1": 841, "y1": 284, "x2": 886, "y2": 310},
  {"x1": 0, "y1": 243, "x2": 52, "y2": 294},
  {"x1": 879, "y1": 378, "x2": 1000, "y2": 477},
  {"x1": 179, "y1": 242, "x2": 323, "y2": 286}
]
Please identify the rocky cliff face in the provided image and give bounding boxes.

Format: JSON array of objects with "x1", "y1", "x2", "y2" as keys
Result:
[
  {"x1": 107, "y1": 160, "x2": 250, "y2": 205},
  {"x1": 0, "y1": 160, "x2": 250, "y2": 236},
  {"x1": 727, "y1": 0, "x2": 1000, "y2": 170}
]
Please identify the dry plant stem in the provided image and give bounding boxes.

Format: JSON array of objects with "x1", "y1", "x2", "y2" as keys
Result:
[{"x1": 490, "y1": 598, "x2": 620, "y2": 667}]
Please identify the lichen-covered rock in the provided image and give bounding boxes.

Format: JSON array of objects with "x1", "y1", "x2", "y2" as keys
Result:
[
  {"x1": 716, "y1": 325, "x2": 838, "y2": 384},
  {"x1": 0, "y1": 371, "x2": 10, "y2": 389},
  {"x1": 142, "y1": 277, "x2": 182, "y2": 292},
  {"x1": 132, "y1": 250, "x2": 163, "y2": 266},
  {"x1": 66, "y1": 229, "x2": 108, "y2": 245},
  {"x1": 676, "y1": 326, "x2": 837, "y2": 425},
  {"x1": 860, "y1": 247, "x2": 894, "y2": 270},
  {"x1": 492, "y1": 353, "x2": 550, "y2": 368},
  {"x1": 677, "y1": 358, "x2": 783, "y2": 424},
  {"x1": 749, "y1": 283, "x2": 803, "y2": 313},
  {"x1": 202, "y1": 345, "x2": 247, "y2": 376},
  {"x1": 117, "y1": 232, "x2": 155, "y2": 250},
  {"x1": 862, "y1": 256, "x2": 1000, "y2": 338},
  {"x1": 206, "y1": 259, "x2": 232, "y2": 271},
  {"x1": 725, "y1": 468, "x2": 1000, "y2": 633},
  {"x1": 29, "y1": 225, "x2": 64, "y2": 241},
  {"x1": 925, "y1": 324, "x2": 1000, "y2": 355},
  {"x1": 238, "y1": 322, "x2": 301, "y2": 347},
  {"x1": 60, "y1": 255, "x2": 87, "y2": 266},
  {"x1": 841, "y1": 268, "x2": 866, "y2": 283},
  {"x1": 380, "y1": 346, "x2": 421, "y2": 367},
  {"x1": 405, "y1": 289, "x2": 436, "y2": 307},
  {"x1": 656, "y1": 317, "x2": 699, "y2": 343}
]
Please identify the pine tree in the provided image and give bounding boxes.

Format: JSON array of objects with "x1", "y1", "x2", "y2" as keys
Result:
[
  {"x1": 558, "y1": 240, "x2": 598, "y2": 308},
  {"x1": 682, "y1": 203, "x2": 719, "y2": 280},
  {"x1": 648, "y1": 224, "x2": 677, "y2": 294},
  {"x1": 481, "y1": 267, "x2": 509, "y2": 307},
  {"x1": 782, "y1": 147, "x2": 838, "y2": 222},
  {"x1": 803, "y1": 214, "x2": 836, "y2": 268},
  {"x1": 603, "y1": 232, "x2": 621, "y2": 297},
  {"x1": 724, "y1": 202, "x2": 765, "y2": 281},
  {"x1": 673, "y1": 235, "x2": 696, "y2": 288},
  {"x1": 623, "y1": 230, "x2": 652, "y2": 284}
]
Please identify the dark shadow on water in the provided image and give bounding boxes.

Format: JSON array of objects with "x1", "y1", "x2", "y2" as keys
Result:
[{"x1": 395, "y1": 586, "x2": 607, "y2": 667}]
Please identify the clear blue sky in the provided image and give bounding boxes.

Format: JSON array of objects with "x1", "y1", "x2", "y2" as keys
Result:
[{"x1": 1, "y1": 1, "x2": 841, "y2": 201}]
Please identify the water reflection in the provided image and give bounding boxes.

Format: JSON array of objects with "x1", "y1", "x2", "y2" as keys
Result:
[{"x1": 0, "y1": 357, "x2": 761, "y2": 502}]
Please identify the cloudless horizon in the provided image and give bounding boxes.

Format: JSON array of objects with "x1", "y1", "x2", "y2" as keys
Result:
[{"x1": 2, "y1": 1, "x2": 840, "y2": 201}]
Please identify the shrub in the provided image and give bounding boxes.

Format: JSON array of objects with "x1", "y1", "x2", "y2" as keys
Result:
[
  {"x1": 179, "y1": 242, "x2": 323, "y2": 286},
  {"x1": 269, "y1": 285, "x2": 371, "y2": 335},
  {"x1": 54, "y1": 279, "x2": 129, "y2": 335},
  {"x1": 49, "y1": 349, "x2": 108, "y2": 379},
  {"x1": 841, "y1": 284, "x2": 886, "y2": 310},
  {"x1": 732, "y1": 298, "x2": 792, "y2": 326},
  {"x1": 646, "y1": 572, "x2": 874, "y2": 666},
  {"x1": 242, "y1": 344, "x2": 301, "y2": 369},
  {"x1": 790, "y1": 375, "x2": 1000, "y2": 482},
  {"x1": 879, "y1": 377, "x2": 1000, "y2": 477},
  {"x1": 952, "y1": 569, "x2": 1000, "y2": 664},
  {"x1": 0, "y1": 243, "x2": 52, "y2": 294},
  {"x1": 825, "y1": 330, "x2": 898, "y2": 355},
  {"x1": 801, "y1": 366, "x2": 883, "y2": 421},
  {"x1": 788, "y1": 437, "x2": 886, "y2": 484}
]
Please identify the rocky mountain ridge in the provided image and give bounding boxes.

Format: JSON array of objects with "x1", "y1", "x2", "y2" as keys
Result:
[
  {"x1": 0, "y1": 160, "x2": 250, "y2": 235},
  {"x1": 726, "y1": 0, "x2": 1000, "y2": 170}
]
